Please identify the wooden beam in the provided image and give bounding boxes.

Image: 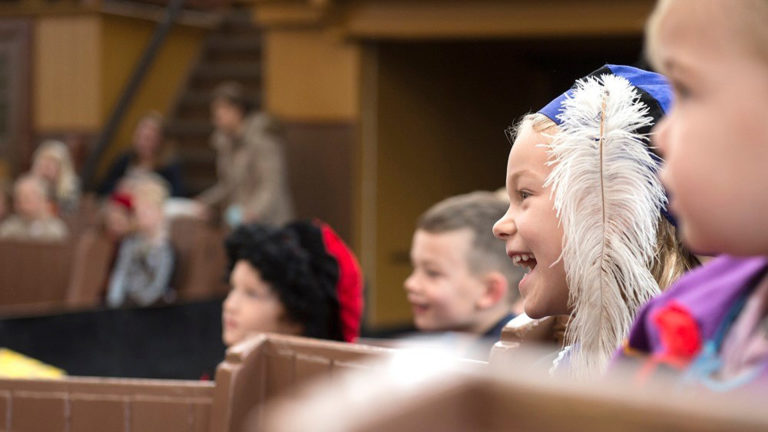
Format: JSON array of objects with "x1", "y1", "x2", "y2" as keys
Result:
[{"x1": 340, "y1": 0, "x2": 654, "y2": 40}]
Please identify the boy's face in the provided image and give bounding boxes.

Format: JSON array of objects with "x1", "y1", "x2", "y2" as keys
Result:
[
  {"x1": 222, "y1": 260, "x2": 298, "y2": 346},
  {"x1": 652, "y1": 0, "x2": 768, "y2": 255},
  {"x1": 133, "y1": 196, "x2": 164, "y2": 235},
  {"x1": 405, "y1": 228, "x2": 488, "y2": 332},
  {"x1": 493, "y1": 124, "x2": 569, "y2": 319}
]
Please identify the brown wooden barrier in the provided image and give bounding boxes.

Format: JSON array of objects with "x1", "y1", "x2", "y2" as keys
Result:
[
  {"x1": 169, "y1": 217, "x2": 229, "y2": 301},
  {"x1": 0, "y1": 334, "x2": 399, "y2": 431},
  {"x1": 261, "y1": 350, "x2": 768, "y2": 432},
  {"x1": 209, "y1": 333, "x2": 398, "y2": 432},
  {"x1": 0, "y1": 376, "x2": 214, "y2": 432},
  {"x1": 0, "y1": 215, "x2": 228, "y2": 311},
  {"x1": 0, "y1": 240, "x2": 75, "y2": 307}
]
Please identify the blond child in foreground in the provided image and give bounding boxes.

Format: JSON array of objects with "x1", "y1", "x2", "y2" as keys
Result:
[{"x1": 616, "y1": 0, "x2": 768, "y2": 390}]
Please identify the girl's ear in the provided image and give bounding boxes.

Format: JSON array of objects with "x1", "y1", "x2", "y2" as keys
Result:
[{"x1": 477, "y1": 271, "x2": 509, "y2": 310}]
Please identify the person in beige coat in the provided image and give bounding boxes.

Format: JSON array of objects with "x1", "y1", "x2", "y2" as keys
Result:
[{"x1": 197, "y1": 81, "x2": 293, "y2": 228}]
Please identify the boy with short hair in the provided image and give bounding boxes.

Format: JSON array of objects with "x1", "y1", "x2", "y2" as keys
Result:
[{"x1": 405, "y1": 191, "x2": 522, "y2": 354}]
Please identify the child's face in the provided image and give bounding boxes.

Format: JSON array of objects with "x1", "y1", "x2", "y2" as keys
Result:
[
  {"x1": 133, "y1": 196, "x2": 164, "y2": 235},
  {"x1": 33, "y1": 155, "x2": 60, "y2": 183},
  {"x1": 493, "y1": 124, "x2": 569, "y2": 319},
  {"x1": 14, "y1": 180, "x2": 47, "y2": 219},
  {"x1": 105, "y1": 203, "x2": 133, "y2": 238},
  {"x1": 652, "y1": 0, "x2": 768, "y2": 255},
  {"x1": 405, "y1": 228, "x2": 489, "y2": 332},
  {"x1": 222, "y1": 260, "x2": 299, "y2": 346}
]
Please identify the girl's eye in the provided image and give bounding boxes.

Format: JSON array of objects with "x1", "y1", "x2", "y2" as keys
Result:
[{"x1": 519, "y1": 190, "x2": 531, "y2": 200}]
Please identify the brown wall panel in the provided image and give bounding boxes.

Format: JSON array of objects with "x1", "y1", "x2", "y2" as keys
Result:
[{"x1": 281, "y1": 121, "x2": 356, "y2": 245}]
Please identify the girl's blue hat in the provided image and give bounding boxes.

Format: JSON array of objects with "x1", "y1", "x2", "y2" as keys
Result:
[{"x1": 538, "y1": 64, "x2": 676, "y2": 225}]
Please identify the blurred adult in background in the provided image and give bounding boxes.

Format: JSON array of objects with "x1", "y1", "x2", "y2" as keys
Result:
[
  {"x1": 98, "y1": 112, "x2": 185, "y2": 197},
  {"x1": 31, "y1": 140, "x2": 81, "y2": 215},
  {"x1": 196, "y1": 81, "x2": 293, "y2": 228},
  {"x1": 0, "y1": 174, "x2": 68, "y2": 241}
]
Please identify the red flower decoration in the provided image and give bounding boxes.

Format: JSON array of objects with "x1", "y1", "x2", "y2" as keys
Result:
[
  {"x1": 652, "y1": 301, "x2": 702, "y2": 367},
  {"x1": 635, "y1": 301, "x2": 702, "y2": 384}
]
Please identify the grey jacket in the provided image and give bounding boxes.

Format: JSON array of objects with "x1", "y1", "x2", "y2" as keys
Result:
[{"x1": 198, "y1": 112, "x2": 293, "y2": 226}]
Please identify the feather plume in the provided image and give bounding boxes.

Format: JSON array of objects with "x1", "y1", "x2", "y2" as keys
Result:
[{"x1": 544, "y1": 74, "x2": 666, "y2": 379}]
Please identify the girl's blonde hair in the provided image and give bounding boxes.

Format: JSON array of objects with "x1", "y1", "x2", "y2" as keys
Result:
[
  {"x1": 646, "y1": 0, "x2": 768, "y2": 68},
  {"x1": 513, "y1": 113, "x2": 697, "y2": 290},
  {"x1": 32, "y1": 140, "x2": 80, "y2": 206}
]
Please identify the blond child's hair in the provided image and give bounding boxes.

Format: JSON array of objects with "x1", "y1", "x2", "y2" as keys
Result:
[
  {"x1": 129, "y1": 173, "x2": 169, "y2": 208},
  {"x1": 513, "y1": 113, "x2": 697, "y2": 290},
  {"x1": 646, "y1": 0, "x2": 768, "y2": 68},
  {"x1": 32, "y1": 140, "x2": 79, "y2": 205}
]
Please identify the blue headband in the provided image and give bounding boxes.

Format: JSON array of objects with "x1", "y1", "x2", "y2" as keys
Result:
[{"x1": 538, "y1": 64, "x2": 677, "y2": 226}]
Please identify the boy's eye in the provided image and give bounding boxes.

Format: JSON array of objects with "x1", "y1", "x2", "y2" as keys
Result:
[
  {"x1": 671, "y1": 79, "x2": 692, "y2": 101},
  {"x1": 425, "y1": 269, "x2": 442, "y2": 278}
]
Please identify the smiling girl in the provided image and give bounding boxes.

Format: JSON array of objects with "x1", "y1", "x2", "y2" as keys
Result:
[{"x1": 494, "y1": 65, "x2": 698, "y2": 378}]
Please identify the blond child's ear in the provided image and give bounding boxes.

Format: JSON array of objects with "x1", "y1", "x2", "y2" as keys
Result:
[{"x1": 476, "y1": 271, "x2": 508, "y2": 310}]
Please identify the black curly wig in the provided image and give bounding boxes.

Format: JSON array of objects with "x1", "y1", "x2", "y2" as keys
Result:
[{"x1": 224, "y1": 222, "x2": 343, "y2": 341}]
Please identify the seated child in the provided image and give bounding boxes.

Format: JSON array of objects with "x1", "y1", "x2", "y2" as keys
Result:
[
  {"x1": 31, "y1": 140, "x2": 81, "y2": 214},
  {"x1": 222, "y1": 219, "x2": 363, "y2": 347},
  {"x1": 616, "y1": 0, "x2": 768, "y2": 390},
  {"x1": 0, "y1": 174, "x2": 68, "y2": 241},
  {"x1": 404, "y1": 191, "x2": 523, "y2": 358},
  {"x1": 68, "y1": 192, "x2": 136, "y2": 306},
  {"x1": 493, "y1": 64, "x2": 698, "y2": 378},
  {"x1": 106, "y1": 173, "x2": 174, "y2": 308}
]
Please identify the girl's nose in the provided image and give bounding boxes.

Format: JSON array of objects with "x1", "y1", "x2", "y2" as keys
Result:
[{"x1": 493, "y1": 211, "x2": 517, "y2": 240}]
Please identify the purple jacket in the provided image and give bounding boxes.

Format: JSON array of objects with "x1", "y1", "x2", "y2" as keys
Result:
[{"x1": 616, "y1": 255, "x2": 768, "y2": 385}]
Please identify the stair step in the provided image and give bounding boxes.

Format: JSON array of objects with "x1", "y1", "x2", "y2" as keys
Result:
[
  {"x1": 194, "y1": 62, "x2": 262, "y2": 80},
  {"x1": 206, "y1": 34, "x2": 262, "y2": 52},
  {"x1": 220, "y1": 10, "x2": 256, "y2": 30},
  {"x1": 177, "y1": 88, "x2": 262, "y2": 108},
  {"x1": 166, "y1": 119, "x2": 214, "y2": 136},
  {"x1": 179, "y1": 147, "x2": 215, "y2": 166}
]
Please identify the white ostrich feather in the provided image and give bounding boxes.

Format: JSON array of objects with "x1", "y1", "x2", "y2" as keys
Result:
[{"x1": 544, "y1": 74, "x2": 666, "y2": 379}]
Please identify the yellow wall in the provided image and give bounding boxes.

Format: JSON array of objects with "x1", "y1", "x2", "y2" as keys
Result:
[
  {"x1": 99, "y1": 14, "x2": 206, "y2": 172},
  {"x1": 34, "y1": 14, "x2": 101, "y2": 131},
  {"x1": 33, "y1": 12, "x2": 206, "y2": 172},
  {"x1": 264, "y1": 28, "x2": 360, "y2": 122}
]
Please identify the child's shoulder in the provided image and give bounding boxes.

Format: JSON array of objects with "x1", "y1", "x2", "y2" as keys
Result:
[{"x1": 626, "y1": 255, "x2": 768, "y2": 355}]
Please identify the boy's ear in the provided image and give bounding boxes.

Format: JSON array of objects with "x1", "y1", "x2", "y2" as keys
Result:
[{"x1": 476, "y1": 271, "x2": 508, "y2": 310}]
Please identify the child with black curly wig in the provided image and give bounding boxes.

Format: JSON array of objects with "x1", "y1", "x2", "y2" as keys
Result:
[{"x1": 222, "y1": 220, "x2": 364, "y2": 346}]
